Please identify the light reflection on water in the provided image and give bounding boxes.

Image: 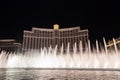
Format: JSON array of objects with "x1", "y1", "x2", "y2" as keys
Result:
[{"x1": 0, "y1": 69, "x2": 120, "y2": 80}]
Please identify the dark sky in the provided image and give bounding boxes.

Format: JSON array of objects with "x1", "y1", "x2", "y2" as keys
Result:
[{"x1": 0, "y1": 0, "x2": 120, "y2": 43}]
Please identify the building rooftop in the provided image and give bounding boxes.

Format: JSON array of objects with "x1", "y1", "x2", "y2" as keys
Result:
[
  {"x1": 0, "y1": 39, "x2": 16, "y2": 42},
  {"x1": 30, "y1": 24, "x2": 83, "y2": 32}
]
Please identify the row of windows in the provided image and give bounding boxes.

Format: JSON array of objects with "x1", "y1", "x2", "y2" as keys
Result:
[
  {"x1": 33, "y1": 29, "x2": 79, "y2": 33},
  {"x1": 24, "y1": 35, "x2": 88, "y2": 39},
  {"x1": 23, "y1": 36, "x2": 88, "y2": 49},
  {"x1": 24, "y1": 29, "x2": 88, "y2": 37},
  {"x1": 24, "y1": 32, "x2": 88, "y2": 37}
]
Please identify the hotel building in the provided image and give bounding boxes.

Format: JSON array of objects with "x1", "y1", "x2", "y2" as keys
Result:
[
  {"x1": 0, "y1": 39, "x2": 21, "y2": 52},
  {"x1": 22, "y1": 24, "x2": 89, "y2": 52}
]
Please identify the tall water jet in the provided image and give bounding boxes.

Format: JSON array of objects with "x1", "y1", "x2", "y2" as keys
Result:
[
  {"x1": 103, "y1": 37, "x2": 108, "y2": 54},
  {"x1": 60, "y1": 43, "x2": 63, "y2": 55},
  {"x1": 96, "y1": 40, "x2": 99, "y2": 54},
  {"x1": 73, "y1": 42, "x2": 77, "y2": 54},
  {"x1": 67, "y1": 43, "x2": 70, "y2": 55},
  {"x1": 0, "y1": 38, "x2": 120, "y2": 69},
  {"x1": 88, "y1": 40, "x2": 91, "y2": 54},
  {"x1": 79, "y1": 41, "x2": 83, "y2": 54},
  {"x1": 113, "y1": 38, "x2": 118, "y2": 53}
]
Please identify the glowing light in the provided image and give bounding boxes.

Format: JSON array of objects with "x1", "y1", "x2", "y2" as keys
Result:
[
  {"x1": 53, "y1": 24, "x2": 59, "y2": 29},
  {"x1": 0, "y1": 39, "x2": 120, "y2": 69}
]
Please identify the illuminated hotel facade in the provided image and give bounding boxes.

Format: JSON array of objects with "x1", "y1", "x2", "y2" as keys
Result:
[{"x1": 22, "y1": 24, "x2": 89, "y2": 52}]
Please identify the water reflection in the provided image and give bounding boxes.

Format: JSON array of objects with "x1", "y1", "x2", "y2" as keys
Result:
[{"x1": 0, "y1": 69, "x2": 120, "y2": 80}]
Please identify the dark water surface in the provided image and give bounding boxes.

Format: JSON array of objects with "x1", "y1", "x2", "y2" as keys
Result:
[{"x1": 0, "y1": 69, "x2": 120, "y2": 80}]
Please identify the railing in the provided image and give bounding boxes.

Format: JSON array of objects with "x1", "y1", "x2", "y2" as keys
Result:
[{"x1": 106, "y1": 37, "x2": 120, "y2": 47}]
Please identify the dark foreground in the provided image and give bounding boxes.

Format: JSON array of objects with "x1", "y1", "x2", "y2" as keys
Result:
[{"x1": 0, "y1": 68, "x2": 120, "y2": 80}]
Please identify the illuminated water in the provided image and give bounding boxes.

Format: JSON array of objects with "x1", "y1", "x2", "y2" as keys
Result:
[
  {"x1": 0, "y1": 50, "x2": 119, "y2": 69},
  {"x1": 0, "y1": 69, "x2": 120, "y2": 80},
  {"x1": 0, "y1": 39, "x2": 120, "y2": 79},
  {"x1": 0, "y1": 39, "x2": 120, "y2": 69}
]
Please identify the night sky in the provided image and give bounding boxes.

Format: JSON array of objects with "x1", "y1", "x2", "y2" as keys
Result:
[{"x1": 0, "y1": 0, "x2": 120, "y2": 43}]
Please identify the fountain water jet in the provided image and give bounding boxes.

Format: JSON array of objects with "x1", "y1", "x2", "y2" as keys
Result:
[
  {"x1": 0, "y1": 38, "x2": 120, "y2": 69},
  {"x1": 113, "y1": 38, "x2": 118, "y2": 54}
]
